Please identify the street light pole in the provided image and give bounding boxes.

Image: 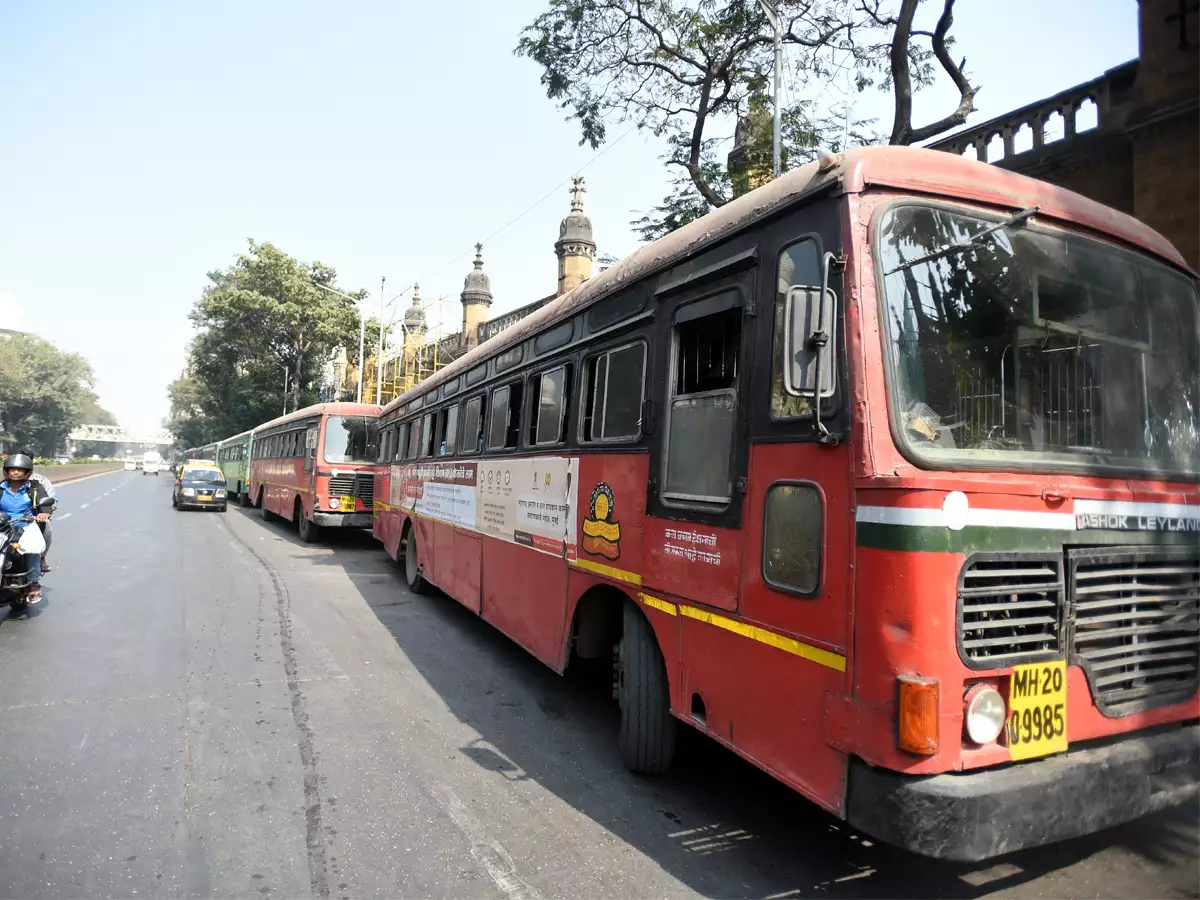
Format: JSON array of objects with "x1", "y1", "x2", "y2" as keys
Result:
[
  {"x1": 283, "y1": 365, "x2": 290, "y2": 415},
  {"x1": 377, "y1": 276, "x2": 385, "y2": 405},
  {"x1": 311, "y1": 280, "x2": 367, "y2": 403},
  {"x1": 758, "y1": 0, "x2": 782, "y2": 179}
]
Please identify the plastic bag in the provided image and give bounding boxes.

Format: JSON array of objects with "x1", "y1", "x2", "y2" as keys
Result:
[{"x1": 17, "y1": 523, "x2": 45, "y2": 555}]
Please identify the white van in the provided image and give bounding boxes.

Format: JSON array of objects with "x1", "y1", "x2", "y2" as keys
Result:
[{"x1": 142, "y1": 451, "x2": 162, "y2": 476}]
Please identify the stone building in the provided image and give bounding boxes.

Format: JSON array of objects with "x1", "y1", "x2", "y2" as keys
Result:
[
  {"x1": 929, "y1": 0, "x2": 1199, "y2": 269},
  {"x1": 368, "y1": 178, "x2": 598, "y2": 401}
]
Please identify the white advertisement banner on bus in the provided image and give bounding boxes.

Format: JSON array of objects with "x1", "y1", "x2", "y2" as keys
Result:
[{"x1": 393, "y1": 457, "x2": 579, "y2": 559}]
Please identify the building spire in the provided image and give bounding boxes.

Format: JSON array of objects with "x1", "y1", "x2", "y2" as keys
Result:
[{"x1": 570, "y1": 176, "x2": 587, "y2": 212}]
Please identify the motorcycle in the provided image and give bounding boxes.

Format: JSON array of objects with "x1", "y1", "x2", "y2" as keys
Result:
[{"x1": 0, "y1": 497, "x2": 55, "y2": 613}]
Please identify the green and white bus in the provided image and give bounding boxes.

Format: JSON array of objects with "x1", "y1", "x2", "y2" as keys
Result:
[{"x1": 216, "y1": 430, "x2": 253, "y2": 505}]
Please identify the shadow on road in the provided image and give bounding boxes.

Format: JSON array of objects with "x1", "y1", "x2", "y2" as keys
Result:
[{"x1": 241, "y1": 509, "x2": 1200, "y2": 899}]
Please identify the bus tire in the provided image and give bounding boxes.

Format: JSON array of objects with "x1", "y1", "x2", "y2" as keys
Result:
[
  {"x1": 403, "y1": 525, "x2": 431, "y2": 595},
  {"x1": 241, "y1": 487, "x2": 253, "y2": 508},
  {"x1": 297, "y1": 501, "x2": 320, "y2": 543},
  {"x1": 261, "y1": 495, "x2": 276, "y2": 522},
  {"x1": 616, "y1": 604, "x2": 676, "y2": 775}
]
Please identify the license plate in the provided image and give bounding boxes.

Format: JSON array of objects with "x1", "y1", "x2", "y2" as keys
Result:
[
  {"x1": 1007, "y1": 660, "x2": 1067, "y2": 761},
  {"x1": 339, "y1": 496, "x2": 355, "y2": 512},
  {"x1": 197, "y1": 495, "x2": 211, "y2": 502}
]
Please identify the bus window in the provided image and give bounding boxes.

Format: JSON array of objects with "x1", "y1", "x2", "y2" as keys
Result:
[
  {"x1": 663, "y1": 297, "x2": 741, "y2": 505},
  {"x1": 324, "y1": 415, "x2": 379, "y2": 464},
  {"x1": 461, "y1": 396, "x2": 485, "y2": 455},
  {"x1": 772, "y1": 239, "x2": 821, "y2": 419},
  {"x1": 438, "y1": 404, "x2": 460, "y2": 456},
  {"x1": 488, "y1": 382, "x2": 523, "y2": 451},
  {"x1": 394, "y1": 422, "x2": 408, "y2": 462},
  {"x1": 528, "y1": 365, "x2": 571, "y2": 447},
  {"x1": 419, "y1": 414, "x2": 434, "y2": 458},
  {"x1": 581, "y1": 342, "x2": 646, "y2": 443},
  {"x1": 762, "y1": 483, "x2": 823, "y2": 594}
]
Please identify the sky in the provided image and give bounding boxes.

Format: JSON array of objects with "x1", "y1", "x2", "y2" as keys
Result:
[{"x1": 0, "y1": 0, "x2": 1139, "y2": 435}]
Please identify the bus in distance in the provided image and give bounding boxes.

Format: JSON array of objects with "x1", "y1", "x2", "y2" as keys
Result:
[
  {"x1": 370, "y1": 145, "x2": 1198, "y2": 861},
  {"x1": 249, "y1": 402, "x2": 380, "y2": 543},
  {"x1": 216, "y1": 429, "x2": 253, "y2": 505}
]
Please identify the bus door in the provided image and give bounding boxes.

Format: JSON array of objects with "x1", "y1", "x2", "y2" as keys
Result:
[
  {"x1": 644, "y1": 251, "x2": 757, "y2": 614},
  {"x1": 736, "y1": 208, "x2": 851, "y2": 806},
  {"x1": 305, "y1": 424, "x2": 318, "y2": 510}
]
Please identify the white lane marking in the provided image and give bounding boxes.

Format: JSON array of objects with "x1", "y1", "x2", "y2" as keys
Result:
[
  {"x1": 56, "y1": 513, "x2": 72, "y2": 520},
  {"x1": 79, "y1": 503, "x2": 89, "y2": 510},
  {"x1": 91, "y1": 497, "x2": 103, "y2": 503},
  {"x1": 431, "y1": 783, "x2": 547, "y2": 900},
  {"x1": 77, "y1": 731, "x2": 89, "y2": 753}
]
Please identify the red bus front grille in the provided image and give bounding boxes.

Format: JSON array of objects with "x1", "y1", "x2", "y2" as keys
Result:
[
  {"x1": 957, "y1": 554, "x2": 1064, "y2": 667},
  {"x1": 328, "y1": 472, "x2": 374, "y2": 507}
]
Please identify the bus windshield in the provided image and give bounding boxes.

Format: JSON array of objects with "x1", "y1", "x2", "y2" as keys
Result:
[
  {"x1": 324, "y1": 415, "x2": 378, "y2": 464},
  {"x1": 877, "y1": 203, "x2": 1200, "y2": 476}
]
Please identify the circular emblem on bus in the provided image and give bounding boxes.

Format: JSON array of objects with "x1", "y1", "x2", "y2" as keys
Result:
[{"x1": 583, "y1": 482, "x2": 621, "y2": 560}]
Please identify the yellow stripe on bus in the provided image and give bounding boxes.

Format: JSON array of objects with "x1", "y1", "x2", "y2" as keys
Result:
[
  {"x1": 678, "y1": 605, "x2": 846, "y2": 672},
  {"x1": 637, "y1": 592, "x2": 678, "y2": 616},
  {"x1": 569, "y1": 557, "x2": 643, "y2": 585}
]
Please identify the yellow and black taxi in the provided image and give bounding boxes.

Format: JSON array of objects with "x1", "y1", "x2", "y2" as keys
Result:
[{"x1": 172, "y1": 462, "x2": 228, "y2": 512}]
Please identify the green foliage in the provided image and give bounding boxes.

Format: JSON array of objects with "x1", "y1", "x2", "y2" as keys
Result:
[
  {"x1": 0, "y1": 333, "x2": 100, "y2": 456},
  {"x1": 518, "y1": 0, "x2": 971, "y2": 239},
  {"x1": 168, "y1": 240, "x2": 366, "y2": 448}
]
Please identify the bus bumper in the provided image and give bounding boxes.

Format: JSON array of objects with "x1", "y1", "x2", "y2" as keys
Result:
[
  {"x1": 312, "y1": 511, "x2": 372, "y2": 529},
  {"x1": 845, "y1": 724, "x2": 1199, "y2": 861}
]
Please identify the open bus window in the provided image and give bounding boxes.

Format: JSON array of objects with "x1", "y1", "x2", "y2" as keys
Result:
[
  {"x1": 528, "y1": 365, "x2": 570, "y2": 447},
  {"x1": 437, "y1": 404, "x2": 459, "y2": 456},
  {"x1": 461, "y1": 396, "x2": 485, "y2": 455},
  {"x1": 407, "y1": 419, "x2": 420, "y2": 460},
  {"x1": 878, "y1": 203, "x2": 1200, "y2": 474},
  {"x1": 664, "y1": 295, "x2": 742, "y2": 505},
  {"x1": 488, "y1": 382, "x2": 523, "y2": 451},
  {"x1": 581, "y1": 342, "x2": 645, "y2": 443},
  {"x1": 394, "y1": 422, "x2": 408, "y2": 462}
]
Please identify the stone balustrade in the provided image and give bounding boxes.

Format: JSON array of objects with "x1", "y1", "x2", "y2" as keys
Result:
[{"x1": 929, "y1": 62, "x2": 1137, "y2": 164}]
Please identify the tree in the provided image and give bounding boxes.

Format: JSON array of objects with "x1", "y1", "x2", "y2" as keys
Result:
[
  {"x1": 170, "y1": 240, "x2": 366, "y2": 445},
  {"x1": 517, "y1": 0, "x2": 977, "y2": 238},
  {"x1": 0, "y1": 334, "x2": 98, "y2": 456}
]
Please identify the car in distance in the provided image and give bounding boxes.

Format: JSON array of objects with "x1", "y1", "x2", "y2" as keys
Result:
[{"x1": 172, "y1": 464, "x2": 228, "y2": 511}]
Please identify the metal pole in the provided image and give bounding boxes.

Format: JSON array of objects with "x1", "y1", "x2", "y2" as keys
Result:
[
  {"x1": 758, "y1": 0, "x2": 782, "y2": 179},
  {"x1": 356, "y1": 310, "x2": 365, "y2": 404},
  {"x1": 376, "y1": 276, "x2": 385, "y2": 405},
  {"x1": 283, "y1": 366, "x2": 289, "y2": 415}
]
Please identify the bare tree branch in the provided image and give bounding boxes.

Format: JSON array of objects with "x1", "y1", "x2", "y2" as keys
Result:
[{"x1": 889, "y1": 0, "x2": 976, "y2": 145}]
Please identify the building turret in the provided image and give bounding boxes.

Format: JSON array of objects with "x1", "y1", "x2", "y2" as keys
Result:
[
  {"x1": 555, "y1": 176, "x2": 596, "y2": 296},
  {"x1": 460, "y1": 244, "x2": 493, "y2": 350},
  {"x1": 403, "y1": 283, "x2": 427, "y2": 338}
]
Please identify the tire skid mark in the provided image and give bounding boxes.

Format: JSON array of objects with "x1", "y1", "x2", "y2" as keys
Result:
[{"x1": 223, "y1": 518, "x2": 331, "y2": 898}]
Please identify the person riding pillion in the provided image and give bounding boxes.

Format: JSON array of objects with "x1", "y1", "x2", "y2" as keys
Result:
[
  {"x1": 18, "y1": 450, "x2": 56, "y2": 573},
  {"x1": 1, "y1": 453, "x2": 53, "y2": 604}
]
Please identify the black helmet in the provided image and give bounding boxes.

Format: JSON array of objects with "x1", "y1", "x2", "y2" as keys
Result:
[{"x1": 3, "y1": 454, "x2": 33, "y2": 472}]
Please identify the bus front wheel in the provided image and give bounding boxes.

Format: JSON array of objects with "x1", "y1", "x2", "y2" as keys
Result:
[
  {"x1": 297, "y1": 502, "x2": 320, "y2": 543},
  {"x1": 404, "y1": 526, "x2": 431, "y2": 595},
  {"x1": 616, "y1": 604, "x2": 676, "y2": 774}
]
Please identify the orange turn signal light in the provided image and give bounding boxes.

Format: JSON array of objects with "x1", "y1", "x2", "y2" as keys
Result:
[{"x1": 897, "y1": 676, "x2": 939, "y2": 756}]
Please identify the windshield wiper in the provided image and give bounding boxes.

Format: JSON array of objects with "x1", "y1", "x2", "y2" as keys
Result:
[{"x1": 886, "y1": 206, "x2": 1039, "y2": 275}]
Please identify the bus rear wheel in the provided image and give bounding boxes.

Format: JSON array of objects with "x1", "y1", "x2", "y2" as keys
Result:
[
  {"x1": 616, "y1": 604, "x2": 676, "y2": 774},
  {"x1": 240, "y1": 486, "x2": 253, "y2": 508},
  {"x1": 403, "y1": 526, "x2": 431, "y2": 595},
  {"x1": 297, "y1": 502, "x2": 320, "y2": 543}
]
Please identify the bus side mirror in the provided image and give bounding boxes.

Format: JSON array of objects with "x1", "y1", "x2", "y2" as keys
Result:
[{"x1": 783, "y1": 284, "x2": 837, "y2": 398}]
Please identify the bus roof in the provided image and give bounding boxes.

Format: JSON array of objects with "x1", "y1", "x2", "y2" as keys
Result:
[
  {"x1": 217, "y1": 429, "x2": 253, "y2": 444},
  {"x1": 381, "y1": 144, "x2": 1192, "y2": 419},
  {"x1": 252, "y1": 401, "x2": 381, "y2": 435}
]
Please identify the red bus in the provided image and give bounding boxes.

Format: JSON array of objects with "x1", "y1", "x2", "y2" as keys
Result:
[
  {"x1": 371, "y1": 146, "x2": 1199, "y2": 860},
  {"x1": 250, "y1": 401, "x2": 381, "y2": 542}
]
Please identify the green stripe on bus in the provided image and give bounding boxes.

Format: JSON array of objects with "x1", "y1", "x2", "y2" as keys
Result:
[{"x1": 855, "y1": 522, "x2": 1194, "y2": 554}]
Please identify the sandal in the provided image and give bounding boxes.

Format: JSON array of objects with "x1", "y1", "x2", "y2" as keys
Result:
[{"x1": 27, "y1": 586, "x2": 42, "y2": 605}]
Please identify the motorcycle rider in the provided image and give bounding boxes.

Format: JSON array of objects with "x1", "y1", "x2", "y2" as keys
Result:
[
  {"x1": 0, "y1": 453, "x2": 52, "y2": 604},
  {"x1": 17, "y1": 450, "x2": 56, "y2": 574}
]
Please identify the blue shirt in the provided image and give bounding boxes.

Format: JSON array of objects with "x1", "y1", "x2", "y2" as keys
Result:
[{"x1": 0, "y1": 481, "x2": 33, "y2": 518}]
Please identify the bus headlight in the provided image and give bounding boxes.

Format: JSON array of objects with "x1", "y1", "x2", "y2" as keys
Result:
[
  {"x1": 964, "y1": 685, "x2": 1006, "y2": 745},
  {"x1": 329, "y1": 498, "x2": 339, "y2": 510}
]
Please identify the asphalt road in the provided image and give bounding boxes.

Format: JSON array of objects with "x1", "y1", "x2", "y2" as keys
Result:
[{"x1": 0, "y1": 470, "x2": 1195, "y2": 900}]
